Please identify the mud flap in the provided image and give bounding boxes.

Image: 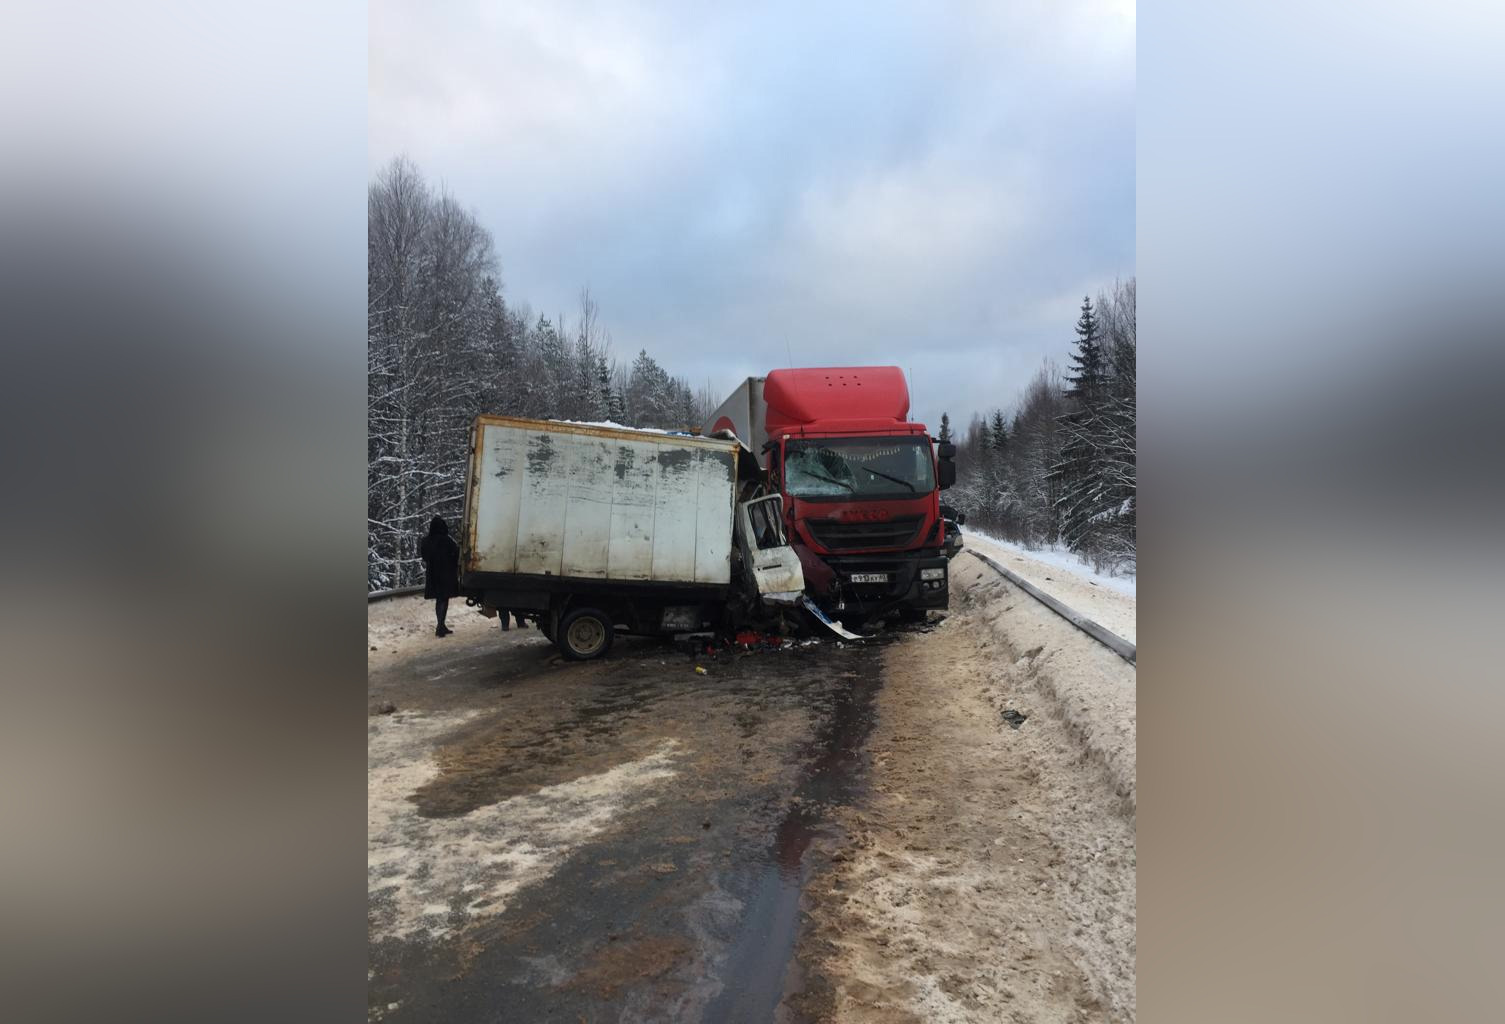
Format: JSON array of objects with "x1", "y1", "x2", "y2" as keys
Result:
[{"x1": 800, "y1": 595, "x2": 863, "y2": 641}]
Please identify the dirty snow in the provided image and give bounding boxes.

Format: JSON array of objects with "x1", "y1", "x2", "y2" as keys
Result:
[
  {"x1": 368, "y1": 707, "x2": 681, "y2": 942},
  {"x1": 366, "y1": 594, "x2": 505, "y2": 671},
  {"x1": 961, "y1": 563, "x2": 1138, "y2": 809},
  {"x1": 366, "y1": 553, "x2": 1136, "y2": 1020},
  {"x1": 798, "y1": 568, "x2": 1136, "y2": 1022}
]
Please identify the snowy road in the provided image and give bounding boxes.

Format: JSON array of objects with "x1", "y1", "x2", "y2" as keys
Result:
[{"x1": 367, "y1": 575, "x2": 1136, "y2": 1022}]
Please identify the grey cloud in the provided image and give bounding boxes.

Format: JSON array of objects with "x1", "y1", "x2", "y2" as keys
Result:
[{"x1": 370, "y1": 0, "x2": 1134, "y2": 430}]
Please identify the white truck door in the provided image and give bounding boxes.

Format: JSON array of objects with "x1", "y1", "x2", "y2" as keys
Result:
[{"x1": 735, "y1": 494, "x2": 805, "y2": 604}]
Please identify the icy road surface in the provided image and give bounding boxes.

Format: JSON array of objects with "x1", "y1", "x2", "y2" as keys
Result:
[{"x1": 368, "y1": 580, "x2": 1136, "y2": 1022}]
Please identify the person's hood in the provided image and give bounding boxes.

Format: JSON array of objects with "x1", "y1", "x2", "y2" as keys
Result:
[{"x1": 428, "y1": 517, "x2": 448, "y2": 536}]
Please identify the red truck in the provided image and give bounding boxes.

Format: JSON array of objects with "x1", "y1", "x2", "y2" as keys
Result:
[{"x1": 706, "y1": 366, "x2": 957, "y2": 625}]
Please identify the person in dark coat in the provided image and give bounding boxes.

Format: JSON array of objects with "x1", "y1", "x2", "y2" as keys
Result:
[{"x1": 420, "y1": 516, "x2": 461, "y2": 636}]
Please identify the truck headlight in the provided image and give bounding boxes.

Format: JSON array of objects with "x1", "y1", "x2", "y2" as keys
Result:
[{"x1": 920, "y1": 567, "x2": 945, "y2": 581}]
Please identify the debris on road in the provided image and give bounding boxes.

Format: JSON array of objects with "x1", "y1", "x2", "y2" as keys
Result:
[{"x1": 801, "y1": 595, "x2": 864, "y2": 640}]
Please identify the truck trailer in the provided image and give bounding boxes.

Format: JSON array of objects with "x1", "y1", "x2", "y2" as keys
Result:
[
  {"x1": 706, "y1": 366, "x2": 957, "y2": 623},
  {"x1": 458, "y1": 416, "x2": 804, "y2": 660}
]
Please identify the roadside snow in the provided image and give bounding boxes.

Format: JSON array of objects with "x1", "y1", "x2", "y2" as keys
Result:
[
  {"x1": 963, "y1": 529, "x2": 1135, "y2": 596},
  {"x1": 960, "y1": 530, "x2": 1136, "y2": 645}
]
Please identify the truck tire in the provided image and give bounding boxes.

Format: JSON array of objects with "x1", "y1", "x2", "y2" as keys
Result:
[{"x1": 557, "y1": 607, "x2": 614, "y2": 661}]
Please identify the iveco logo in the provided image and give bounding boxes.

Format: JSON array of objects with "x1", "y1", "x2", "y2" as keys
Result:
[{"x1": 840, "y1": 509, "x2": 891, "y2": 522}]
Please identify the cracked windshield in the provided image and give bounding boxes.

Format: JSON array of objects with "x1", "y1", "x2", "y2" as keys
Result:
[{"x1": 784, "y1": 437, "x2": 934, "y2": 499}]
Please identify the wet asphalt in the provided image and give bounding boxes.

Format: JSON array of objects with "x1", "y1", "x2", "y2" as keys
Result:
[{"x1": 368, "y1": 620, "x2": 903, "y2": 1023}]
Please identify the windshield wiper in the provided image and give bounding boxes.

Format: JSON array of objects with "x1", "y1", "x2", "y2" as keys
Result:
[
  {"x1": 802, "y1": 469, "x2": 855, "y2": 492},
  {"x1": 856, "y1": 462, "x2": 917, "y2": 492}
]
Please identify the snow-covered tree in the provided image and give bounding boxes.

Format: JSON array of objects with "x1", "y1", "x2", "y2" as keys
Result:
[
  {"x1": 625, "y1": 349, "x2": 675, "y2": 428},
  {"x1": 949, "y1": 278, "x2": 1134, "y2": 574},
  {"x1": 1047, "y1": 287, "x2": 1136, "y2": 570},
  {"x1": 1052, "y1": 297, "x2": 1108, "y2": 551},
  {"x1": 367, "y1": 158, "x2": 716, "y2": 588}
]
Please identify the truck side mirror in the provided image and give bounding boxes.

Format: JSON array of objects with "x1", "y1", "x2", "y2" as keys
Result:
[{"x1": 936, "y1": 441, "x2": 956, "y2": 489}]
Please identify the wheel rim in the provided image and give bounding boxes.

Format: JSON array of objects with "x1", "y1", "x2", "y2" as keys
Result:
[{"x1": 566, "y1": 616, "x2": 606, "y2": 655}]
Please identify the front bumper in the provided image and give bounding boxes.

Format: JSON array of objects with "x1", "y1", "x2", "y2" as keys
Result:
[{"x1": 823, "y1": 553, "x2": 950, "y2": 614}]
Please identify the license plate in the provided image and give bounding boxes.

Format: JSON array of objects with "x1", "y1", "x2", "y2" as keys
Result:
[{"x1": 849, "y1": 572, "x2": 888, "y2": 584}]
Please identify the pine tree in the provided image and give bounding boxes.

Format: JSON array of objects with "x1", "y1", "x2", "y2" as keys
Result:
[
  {"x1": 1063, "y1": 296, "x2": 1105, "y2": 404},
  {"x1": 1097, "y1": 279, "x2": 1136, "y2": 567},
  {"x1": 990, "y1": 410, "x2": 1008, "y2": 452},
  {"x1": 625, "y1": 349, "x2": 673, "y2": 427},
  {"x1": 671, "y1": 378, "x2": 698, "y2": 429},
  {"x1": 1052, "y1": 296, "x2": 1111, "y2": 552},
  {"x1": 938, "y1": 412, "x2": 952, "y2": 444}
]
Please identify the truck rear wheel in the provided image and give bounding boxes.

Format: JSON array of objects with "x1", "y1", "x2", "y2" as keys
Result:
[{"x1": 557, "y1": 607, "x2": 614, "y2": 661}]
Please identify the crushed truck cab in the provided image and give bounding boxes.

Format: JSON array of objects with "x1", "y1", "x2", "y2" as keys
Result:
[{"x1": 707, "y1": 366, "x2": 956, "y2": 624}]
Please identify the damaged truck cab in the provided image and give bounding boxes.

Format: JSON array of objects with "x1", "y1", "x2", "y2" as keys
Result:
[{"x1": 707, "y1": 367, "x2": 956, "y2": 623}]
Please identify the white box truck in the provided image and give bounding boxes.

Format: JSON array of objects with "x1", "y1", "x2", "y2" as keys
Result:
[{"x1": 459, "y1": 416, "x2": 804, "y2": 659}]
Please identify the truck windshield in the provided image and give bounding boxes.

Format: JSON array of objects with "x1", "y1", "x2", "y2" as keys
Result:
[{"x1": 783, "y1": 437, "x2": 934, "y2": 500}]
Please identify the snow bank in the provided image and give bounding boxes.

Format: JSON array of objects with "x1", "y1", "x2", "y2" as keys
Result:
[
  {"x1": 953, "y1": 562, "x2": 1137, "y2": 812},
  {"x1": 961, "y1": 531, "x2": 1136, "y2": 644},
  {"x1": 964, "y1": 529, "x2": 1135, "y2": 596}
]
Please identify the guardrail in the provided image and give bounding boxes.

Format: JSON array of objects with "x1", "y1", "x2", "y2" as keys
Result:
[
  {"x1": 964, "y1": 549, "x2": 1136, "y2": 666},
  {"x1": 367, "y1": 585, "x2": 425, "y2": 603}
]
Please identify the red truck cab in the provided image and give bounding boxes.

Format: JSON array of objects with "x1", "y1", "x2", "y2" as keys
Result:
[{"x1": 708, "y1": 367, "x2": 956, "y2": 622}]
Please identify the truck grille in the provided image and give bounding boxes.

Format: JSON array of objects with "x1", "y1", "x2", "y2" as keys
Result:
[{"x1": 805, "y1": 516, "x2": 922, "y2": 551}]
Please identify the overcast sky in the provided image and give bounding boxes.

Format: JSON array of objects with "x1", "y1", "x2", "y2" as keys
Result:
[{"x1": 370, "y1": 0, "x2": 1134, "y2": 433}]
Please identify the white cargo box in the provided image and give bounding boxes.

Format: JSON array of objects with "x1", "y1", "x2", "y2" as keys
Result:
[{"x1": 462, "y1": 417, "x2": 739, "y2": 586}]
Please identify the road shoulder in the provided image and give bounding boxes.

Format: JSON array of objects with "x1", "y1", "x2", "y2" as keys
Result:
[{"x1": 791, "y1": 572, "x2": 1137, "y2": 1022}]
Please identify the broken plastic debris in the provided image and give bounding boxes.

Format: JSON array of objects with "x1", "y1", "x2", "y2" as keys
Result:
[{"x1": 800, "y1": 595, "x2": 863, "y2": 641}]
